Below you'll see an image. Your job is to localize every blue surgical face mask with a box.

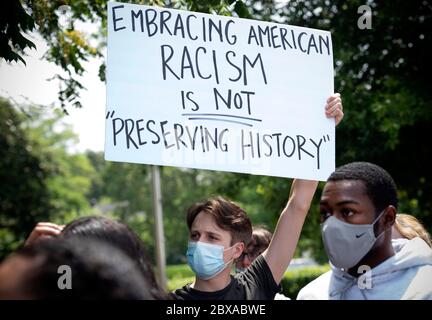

[187,241,236,280]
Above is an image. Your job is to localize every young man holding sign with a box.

[172,93,343,300]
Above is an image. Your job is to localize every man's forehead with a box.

[321,180,368,200]
[191,212,227,235]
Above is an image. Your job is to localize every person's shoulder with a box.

[237,255,270,281]
[296,270,332,300]
[401,264,432,299]
[415,264,432,274]
[235,255,280,299]
[251,254,268,268]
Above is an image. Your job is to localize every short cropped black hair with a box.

[61,216,164,298]
[16,238,164,299]
[328,162,398,213]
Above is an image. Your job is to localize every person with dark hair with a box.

[0,237,164,299]
[172,93,344,300]
[235,226,272,272]
[297,162,432,300]
[235,226,290,300]
[25,216,167,299]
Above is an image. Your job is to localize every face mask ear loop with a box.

[224,242,241,266]
[372,209,387,225]
[372,209,390,239]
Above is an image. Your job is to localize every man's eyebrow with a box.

[336,200,361,206]
[206,231,221,237]
[320,199,361,206]
[190,229,221,237]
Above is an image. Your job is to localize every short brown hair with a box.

[186,196,252,246]
[250,226,272,252]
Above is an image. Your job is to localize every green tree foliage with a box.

[0,98,95,259]
[0,0,36,64]
[0,98,51,258]
[22,108,95,221]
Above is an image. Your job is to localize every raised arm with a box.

[261,179,318,283]
[261,93,343,284]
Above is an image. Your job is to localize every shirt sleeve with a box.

[236,254,281,300]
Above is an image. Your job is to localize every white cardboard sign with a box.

[105,2,335,180]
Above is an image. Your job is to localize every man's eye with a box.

[320,210,330,220]
[341,208,354,217]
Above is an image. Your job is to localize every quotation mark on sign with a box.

[106,110,116,119]
[323,134,330,142]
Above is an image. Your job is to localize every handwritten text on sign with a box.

[105,2,335,180]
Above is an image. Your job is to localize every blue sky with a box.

[0,32,106,153]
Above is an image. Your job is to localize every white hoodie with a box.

[297,237,432,300]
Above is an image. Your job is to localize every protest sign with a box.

[105,2,335,180]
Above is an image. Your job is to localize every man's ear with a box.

[232,242,245,260]
[383,205,397,230]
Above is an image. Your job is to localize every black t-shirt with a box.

[171,255,280,300]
